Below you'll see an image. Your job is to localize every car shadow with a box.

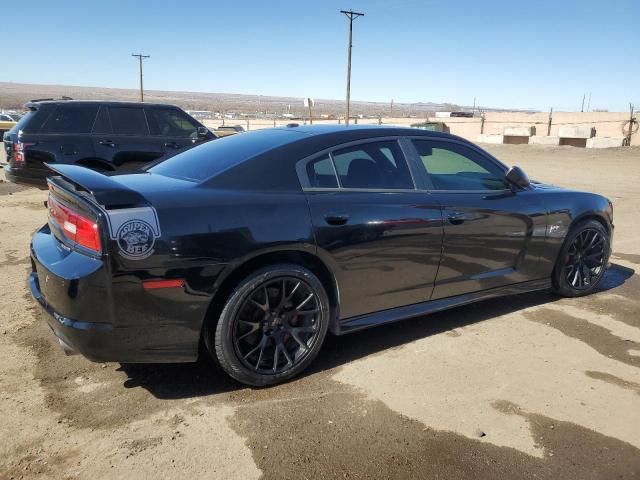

[118,263,634,399]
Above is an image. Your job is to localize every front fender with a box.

[540,190,613,275]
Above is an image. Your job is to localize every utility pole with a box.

[580,92,585,112]
[131,53,150,102]
[341,9,364,126]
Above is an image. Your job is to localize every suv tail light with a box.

[48,193,101,253]
[13,142,34,165]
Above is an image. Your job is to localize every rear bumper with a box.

[29,225,120,361]
[4,164,48,188]
[29,223,203,363]
[29,271,114,360]
[29,258,200,363]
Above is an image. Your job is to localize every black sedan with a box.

[29,125,613,386]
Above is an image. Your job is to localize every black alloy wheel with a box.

[553,220,610,297]
[209,264,330,386]
[233,277,321,374]
[563,228,606,290]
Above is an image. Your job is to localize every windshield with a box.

[148,128,306,182]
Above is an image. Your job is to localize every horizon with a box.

[3,0,639,112]
[0,80,516,112]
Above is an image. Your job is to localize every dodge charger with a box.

[29,125,613,386]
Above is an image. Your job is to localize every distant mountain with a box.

[0,81,512,117]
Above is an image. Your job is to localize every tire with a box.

[206,264,330,387]
[552,219,610,297]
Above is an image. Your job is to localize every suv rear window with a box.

[10,110,36,133]
[149,128,305,182]
[40,104,99,134]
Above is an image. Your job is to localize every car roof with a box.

[148,123,469,190]
[271,123,454,140]
[25,99,179,108]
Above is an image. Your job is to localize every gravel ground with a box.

[1,144,639,479]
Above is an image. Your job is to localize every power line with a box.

[131,53,150,102]
[340,10,364,126]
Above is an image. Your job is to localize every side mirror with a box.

[197,126,209,137]
[505,165,530,189]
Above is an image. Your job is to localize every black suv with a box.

[3,100,216,187]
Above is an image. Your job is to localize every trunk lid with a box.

[46,165,165,261]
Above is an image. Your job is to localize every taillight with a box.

[48,194,101,253]
[14,142,24,164]
[13,142,34,164]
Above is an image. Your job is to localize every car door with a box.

[406,137,548,299]
[300,138,444,320]
[145,106,202,156]
[92,105,164,171]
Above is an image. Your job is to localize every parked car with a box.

[3,100,217,187]
[217,124,245,133]
[2,131,11,157]
[410,121,449,132]
[29,125,613,386]
[214,126,242,138]
[0,112,18,135]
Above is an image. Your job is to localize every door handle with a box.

[99,140,116,147]
[447,212,466,225]
[324,213,349,226]
[164,142,180,149]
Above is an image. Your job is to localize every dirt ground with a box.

[1,144,639,480]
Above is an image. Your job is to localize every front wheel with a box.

[552,220,610,297]
[208,264,330,387]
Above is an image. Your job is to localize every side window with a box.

[40,104,99,134]
[146,108,198,137]
[331,141,413,189]
[92,106,111,134]
[307,154,338,188]
[412,140,508,191]
[109,107,148,135]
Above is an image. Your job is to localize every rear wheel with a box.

[552,220,610,297]
[208,264,330,386]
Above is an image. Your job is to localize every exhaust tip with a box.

[58,338,78,356]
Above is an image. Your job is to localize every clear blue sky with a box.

[5,0,639,111]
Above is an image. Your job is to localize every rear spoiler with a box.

[46,164,148,208]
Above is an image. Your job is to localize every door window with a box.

[40,104,99,134]
[412,140,508,191]
[307,154,339,188]
[146,108,199,137]
[331,141,413,189]
[109,107,148,135]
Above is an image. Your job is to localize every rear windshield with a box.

[148,128,306,182]
[10,110,36,133]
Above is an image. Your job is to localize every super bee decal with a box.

[105,207,161,260]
